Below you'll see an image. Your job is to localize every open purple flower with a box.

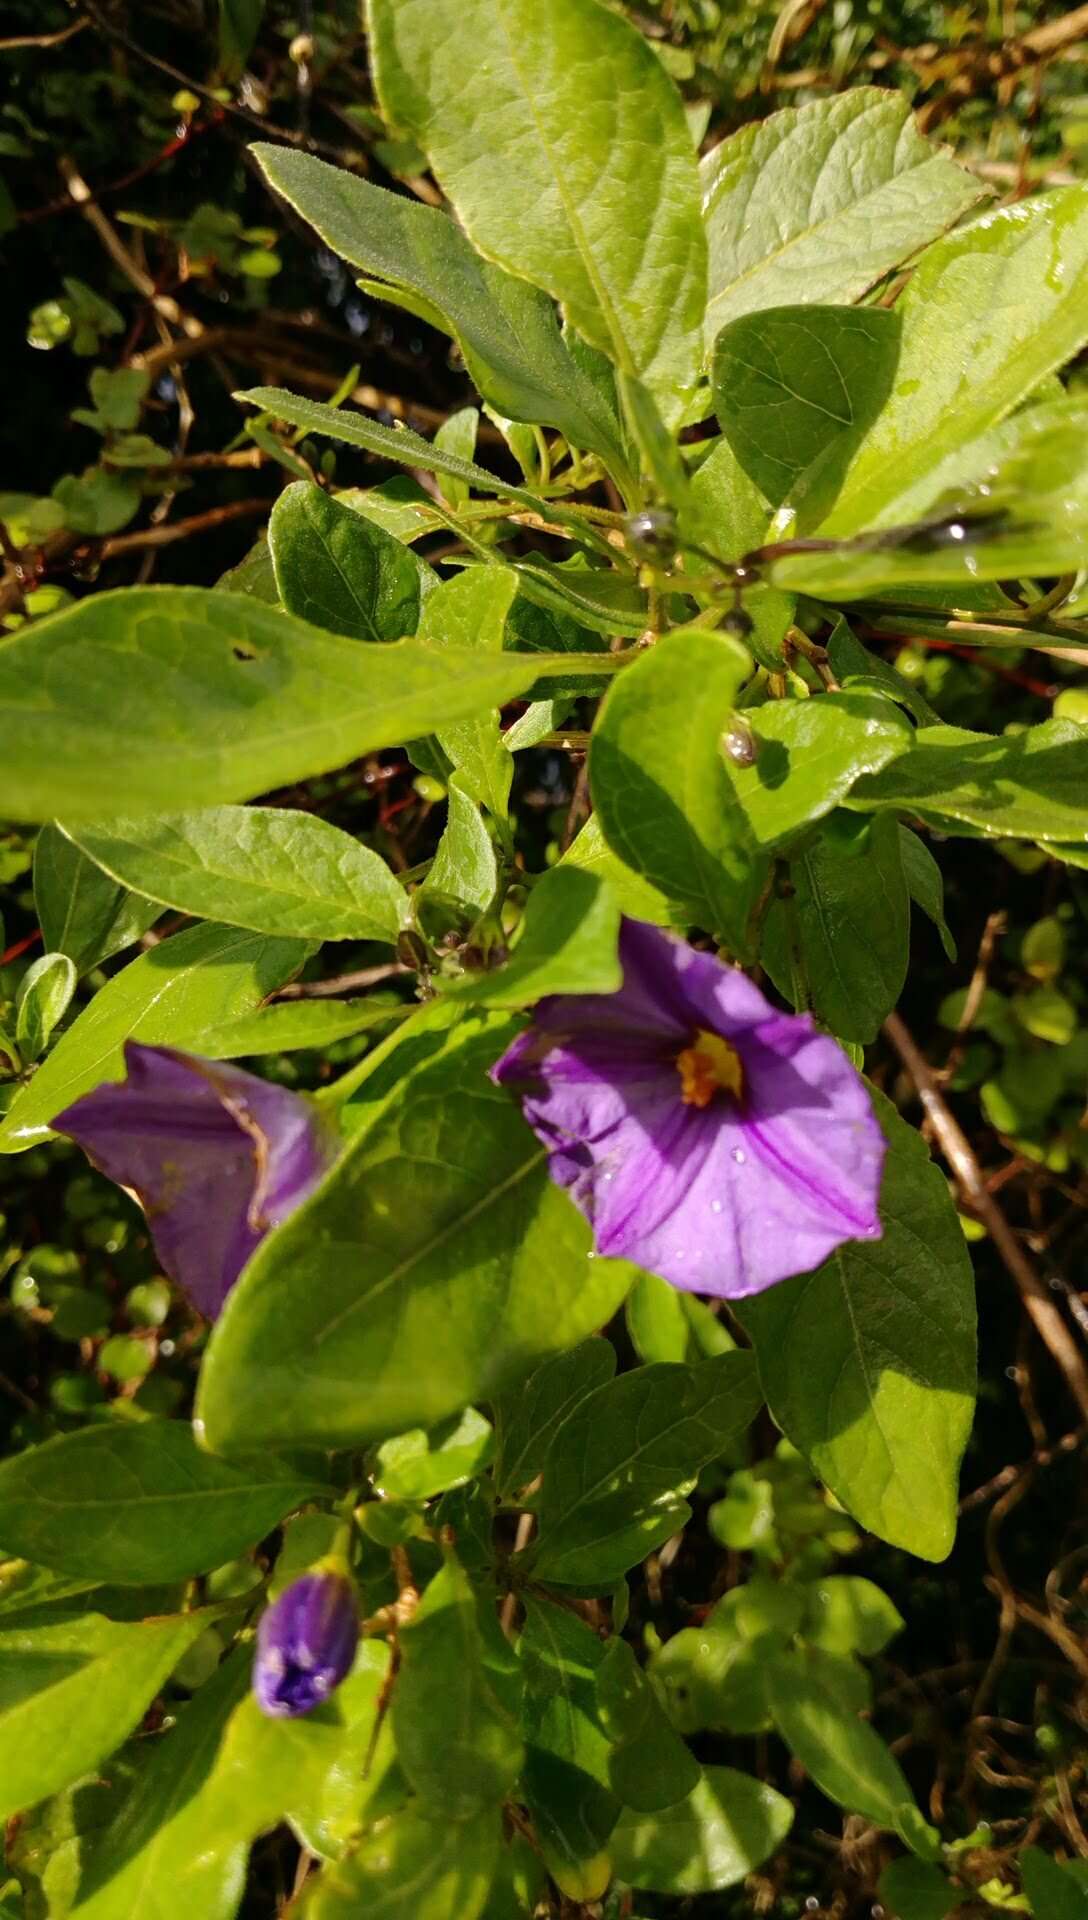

[54,1042,333,1319]
[254,1569,359,1719]
[492,920,885,1298]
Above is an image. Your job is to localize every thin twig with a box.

[0,17,89,50]
[884,1010,1088,1421]
[272,964,409,1001]
[96,499,267,558]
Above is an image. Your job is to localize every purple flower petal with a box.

[54,1043,333,1319]
[492,918,885,1299]
[253,1570,358,1719]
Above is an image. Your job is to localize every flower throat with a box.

[676,1030,745,1109]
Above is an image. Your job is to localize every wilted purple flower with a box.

[54,1042,333,1319]
[254,1569,359,1719]
[492,920,885,1298]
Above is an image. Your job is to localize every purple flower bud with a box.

[253,1570,359,1718]
[54,1042,334,1320]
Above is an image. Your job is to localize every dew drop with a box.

[731,1147,747,1165]
[673,1249,685,1261]
[710,1199,724,1214]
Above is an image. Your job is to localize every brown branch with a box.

[97,499,267,558]
[0,17,89,50]
[959,1426,1086,1513]
[272,963,409,1001]
[58,156,204,342]
[883,1011,1088,1421]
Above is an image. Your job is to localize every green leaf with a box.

[527,1351,761,1585]
[15,953,77,1061]
[512,556,647,640]
[0,586,613,823]
[596,1638,700,1811]
[701,87,986,343]
[739,1090,976,1560]
[493,1338,616,1503]
[0,1421,329,1585]
[1020,1847,1088,1920]
[34,825,160,978]
[375,1408,494,1502]
[393,1554,523,1816]
[218,0,264,77]
[560,815,681,930]
[879,1857,964,1920]
[626,1270,736,1365]
[0,923,310,1152]
[269,482,435,641]
[422,777,499,917]
[417,567,518,821]
[684,437,793,668]
[899,827,956,960]
[610,1765,793,1893]
[848,719,1088,844]
[711,306,900,520]
[760,814,909,1043]
[726,692,912,851]
[196,1012,632,1450]
[817,189,1088,538]
[826,622,941,728]
[63,808,408,945]
[0,1610,208,1821]
[802,1576,904,1656]
[765,1647,926,1845]
[160,997,404,1061]
[252,147,628,475]
[207,1641,400,1861]
[441,868,621,1008]
[517,1597,619,1869]
[69,1649,250,1920]
[590,629,765,955]
[368,0,705,420]
[305,1804,500,1920]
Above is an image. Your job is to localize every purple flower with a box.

[254,1569,359,1719]
[492,920,885,1299]
[54,1042,333,1319]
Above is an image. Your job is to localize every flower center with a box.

[676,1029,745,1109]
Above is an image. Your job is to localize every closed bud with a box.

[253,1568,358,1719]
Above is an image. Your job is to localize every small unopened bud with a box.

[253,1568,358,1719]
[289,32,315,65]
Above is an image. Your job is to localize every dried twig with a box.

[884,1010,1088,1421]
[272,964,409,1001]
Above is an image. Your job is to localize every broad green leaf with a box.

[899,827,956,961]
[393,1555,523,1816]
[513,556,647,640]
[417,567,518,821]
[1020,1847,1088,1920]
[684,437,793,669]
[207,1641,400,1861]
[368,0,706,419]
[561,815,681,930]
[0,1421,329,1585]
[434,407,478,512]
[252,147,629,474]
[802,1577,904,1656]
[34,825,159,977]
[305,1804,500,1920]
[760,814,909,1043]
[879,1857,964,1920]
[739,1091,976,1560]
[596,1638,700,1811]
[188,996,406,1060]
[269,482,435,641]
[375,1408,493,1502]
[218,533,278,602]
[765,1648,925,1844]
[0,1610,207,1821]
[610,1766,793,1893]
[726,692,912,851]
[771,398,1088,597]
[218,0,263,77]
[818,189,1088,536]
[15,953,76,1061]
[441,868,621,1008]
[517,1597,619,1870]
[493,1338,616,1502]
[63,808,408,945]
[626,1270,735,1366]
[590,629,765,956]
[711,306,900,520]
[701,88,985,342]
[69,1649,250,1920]
[422,776,498,917]
[4,1750,140,1920]
[197,1013,632,1450]
[827,622,940,728]
[848,719,1088,844]
[0,922,309,1153]
[527,1351,761,1584]
[0,586,616,822]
